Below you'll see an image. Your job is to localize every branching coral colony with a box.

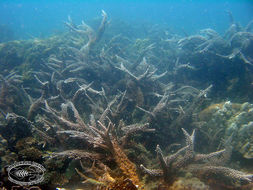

[141,128,253,189]
[0,10,253,190]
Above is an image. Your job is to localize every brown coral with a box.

[111,139,143,189]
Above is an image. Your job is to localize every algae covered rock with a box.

[15,137,43,161]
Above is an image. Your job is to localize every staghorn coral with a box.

[0,72,29,115]
[111,136,142,188]
[115,57,167,83]
[40,94,150,188]
[140,128,253,189]
[63,10,108,74]
[42,91,152,148]
[0,9,253,189]
[62,121,145,189]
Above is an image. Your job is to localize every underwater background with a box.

[1,0,253,40]
[0,0,253,190]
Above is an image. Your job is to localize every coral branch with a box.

[140,128,252,188]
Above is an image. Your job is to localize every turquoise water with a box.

[0,0,253,39]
